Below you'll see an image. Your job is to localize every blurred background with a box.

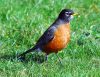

[0,0,100,77]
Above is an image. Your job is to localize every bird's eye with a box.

[65,12,72,15]
[65,12,69,14]
[65,12,70,16]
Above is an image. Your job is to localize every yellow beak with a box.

[72,13,78,16]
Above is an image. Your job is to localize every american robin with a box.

[18,9,77,61]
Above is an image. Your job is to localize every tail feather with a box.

[17,46,37,60]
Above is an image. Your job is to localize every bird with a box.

[18,9,77,61]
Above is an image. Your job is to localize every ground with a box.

[0,0,100,77]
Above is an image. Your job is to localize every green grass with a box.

[0,0,100,77]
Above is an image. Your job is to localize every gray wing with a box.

[35,26,56,47]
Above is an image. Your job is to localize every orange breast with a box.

[43,23,70,54]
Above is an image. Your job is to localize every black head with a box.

[58,9,75,22]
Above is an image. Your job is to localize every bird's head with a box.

[58,9,78,22]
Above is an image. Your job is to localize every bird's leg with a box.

[45,54,48,61]
[36,48,42,52]
[55,54,62,65]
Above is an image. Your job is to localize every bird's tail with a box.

[17,46,37,60]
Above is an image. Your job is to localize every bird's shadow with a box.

[0,54,15,61]
[0,53,46,63]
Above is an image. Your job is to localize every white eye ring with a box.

[65,12,71,15]
[65,12,69,14]
[65,12,69,16]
